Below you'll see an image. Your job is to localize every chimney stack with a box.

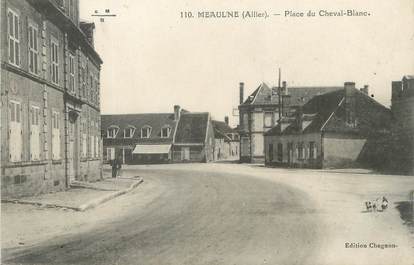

[239,82,244,105]
[344,82,356,124]
[282,81,288,95]
[224,116,229,125]
[360,85,369,95]
[174,105,181,121]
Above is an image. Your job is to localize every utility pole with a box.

[278,68,282,120]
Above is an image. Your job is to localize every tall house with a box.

[391,75,414,174]
[238,82,341,163]
[1,0,103,198]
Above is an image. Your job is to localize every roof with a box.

[240,82,341,107]
[403,75,414,80]
[101,113,177,144]
[174,113,210,144]
[212,121,236,134]
[265,88,391,136]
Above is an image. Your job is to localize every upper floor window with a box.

[28,23,39,74]
[124,126,135,138]
[69,53,75,92]
[141,126,152,138]
[161,126,171,138]
[107,126,118,138]
[8,9,20,66]
[51,38,59,84]
[264,112,273,128]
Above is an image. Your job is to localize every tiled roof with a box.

[240,82,341,107]
[265,88,391,136]
[212,120,237,140]
[174,113,209,144]
[101,113,177,143]
[212,120,236,134]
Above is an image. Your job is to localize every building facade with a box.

[101,106,180,164]
[212,117,239,161]
[389,75,414,174]
[238,81,341,163]
[1,0,103,198]
[264,82,392,169]
[102,106,215,164]
[172,112,215,163]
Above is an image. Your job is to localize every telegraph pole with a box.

[278,68,282,120]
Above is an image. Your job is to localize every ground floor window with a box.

[106,147,115,161]
[268,144,273,161]
[277,143,283,161]
[297,142,304,160]
[309,141,316,159]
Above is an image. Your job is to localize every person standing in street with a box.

[111,158,117,178]
[116,155,123,177]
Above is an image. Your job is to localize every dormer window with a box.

[107,126,119,138]
[141,126,152,138]
[124,126,135,138]
[161,126,171,138]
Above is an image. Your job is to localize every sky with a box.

[80,0,414,127]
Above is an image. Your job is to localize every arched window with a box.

[124,126,135,138]
[161,126,172,138]
[107,126,119,138]
[141,125,152,138]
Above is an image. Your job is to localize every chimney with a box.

[344,82,356,125]
[360,85,369,95]
[224,116,229,125]
[174,105,181,121]
[282,81,288,95]
[239,82,244,105]
[79,22,95,47]
[296,106,304,132]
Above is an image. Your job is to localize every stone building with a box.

[101,106,181,164]
[1,0,103,198]
[171,112,215,163]
[102,106,216,164]
[212,117,239,161]
[389,75,414,174]
[264,82,392,169]
[238,81,341,163]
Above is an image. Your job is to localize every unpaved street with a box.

[2,164,414,265]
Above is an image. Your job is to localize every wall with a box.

[264,133,322,168]
[322,133,366,168]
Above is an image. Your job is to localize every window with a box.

[161,126,171,138]
[141,126,151,138]
[106,147,115,161]
[242,114,248,130]
[81,65,86,98]
[52,111,61,159]
[277,143,283,162]
[309,142,316,159]
[89,74,93,101]
[9,100,22,162]
[82,121,87,157]
[69,53,75,92]
[8,9,20,66]
[51,38,59,84]
[28,24,38,74]
[268,144,273,161]
[297,142,304,160]
[107,127,118,138]
[30,106,41,160]
[90,120,95,157]
[264,112,273,128]
[124,127,135,138]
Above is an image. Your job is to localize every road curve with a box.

[4,167,324,265]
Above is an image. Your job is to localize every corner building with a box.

[1,0,103,198]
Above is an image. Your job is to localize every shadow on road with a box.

[394,201,413,229]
